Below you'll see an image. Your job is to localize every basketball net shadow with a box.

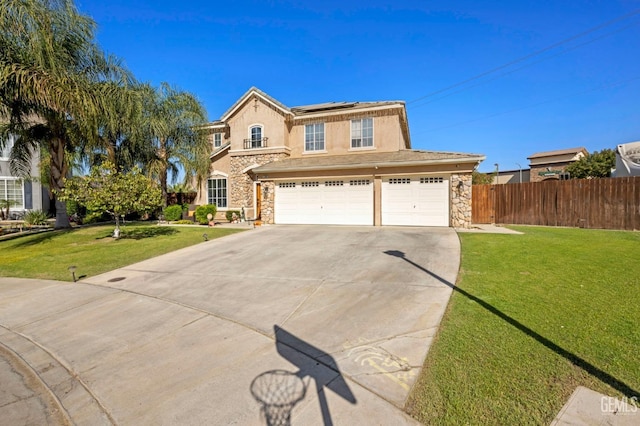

[250,325,356,426]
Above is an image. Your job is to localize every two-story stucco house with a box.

[194,87,485,227]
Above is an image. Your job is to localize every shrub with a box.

[163,205,183,221]
[225,210,241,222]
[83,211,111,224]
[23,210,49,226]
[174,219,195,225]
[195,204,217,225]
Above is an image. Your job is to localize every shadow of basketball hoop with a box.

[250,370,308,426]
[251,325,356,425]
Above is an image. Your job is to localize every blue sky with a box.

[76,0,640,173]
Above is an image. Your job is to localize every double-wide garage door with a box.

[275,179,373,225]
[274,176,449,226]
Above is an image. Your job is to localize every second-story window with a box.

[213,133,222,148]
[1,134,15,160]
[351,117,373,148]
[305,123,324,151]
[250,125,262,148]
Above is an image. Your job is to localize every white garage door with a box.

[382,176,449,226]
[275,179,373,225]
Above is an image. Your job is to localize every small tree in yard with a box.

[472,170,494,185]
[58,162,162,238]
[566,149,616,179]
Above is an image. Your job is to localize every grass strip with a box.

[407,226,640,425]
[0,223,244,282]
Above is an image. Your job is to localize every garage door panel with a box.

[382,176,449,227]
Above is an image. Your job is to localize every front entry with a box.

[255,182,262,220]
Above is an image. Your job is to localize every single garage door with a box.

[382,176,449,226]
[275,179,373,225]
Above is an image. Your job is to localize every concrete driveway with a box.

[0,225,459,425]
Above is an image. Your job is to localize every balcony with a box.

[243,137,268,150]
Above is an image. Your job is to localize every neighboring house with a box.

[492,168,531,184]
[0,134,49,218]
[527,147,588,182]
[194,87,485,227]
[611,141,640,177]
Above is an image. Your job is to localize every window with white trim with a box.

[207,178,227,208]
[213,133,222,148]
[305,123,325,151]
[0,178,24,210]
[351,118,373,148]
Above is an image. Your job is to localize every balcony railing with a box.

[243,137,268,149]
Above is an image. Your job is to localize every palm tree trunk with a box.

[160,167,168,207]
[49,138,71,229]
[159,141,168,207]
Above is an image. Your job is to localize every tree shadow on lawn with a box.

[118,227,178,240]
[383,249,639,399]
[4,228,74,248]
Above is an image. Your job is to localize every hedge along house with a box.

[194,87,485,227]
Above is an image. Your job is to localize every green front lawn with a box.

[407,226,640,425]
[0,223,244,281]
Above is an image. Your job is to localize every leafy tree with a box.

[140,83,209,207]
[0,0,130,228]
[472,170,494,185]
[57,162,162,238]
[566,149,616,179]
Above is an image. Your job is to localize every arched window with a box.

[250,125,263,148]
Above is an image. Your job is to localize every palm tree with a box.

[82,80,148,173]
[0,0,129,228]
[140,83,209,207]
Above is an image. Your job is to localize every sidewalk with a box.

[0,344,69,425]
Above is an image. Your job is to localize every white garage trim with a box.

[275,179,373,225]
[381,176,449,226]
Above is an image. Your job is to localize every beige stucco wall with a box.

[194,152,231,203]
[288,114,405,157]
[226,97,289,151]
[253,161,477,181]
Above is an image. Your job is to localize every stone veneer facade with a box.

[450,173,473,228]
[229,152,288,213]
[528,164,570,183]
[260,181,276,224]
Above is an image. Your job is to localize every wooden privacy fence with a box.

[472,177,640,230]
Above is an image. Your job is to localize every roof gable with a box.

[527,147,588,159]
[220,87,293,121]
